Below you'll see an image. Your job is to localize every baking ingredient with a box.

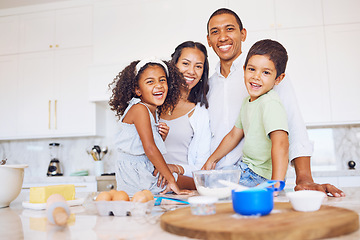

[131,191,147,203]
[112,190,130,201]
[141,190,154,201]
[30,184,75,203]
[109,189,117,198]
[46,194,70,226]
[96,191,112,201]
[197,185,232,199]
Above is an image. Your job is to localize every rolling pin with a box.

[46,194,70,226]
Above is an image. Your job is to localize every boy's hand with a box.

[157,122,169,141]
[201,159,217,170]
[160,181,193,195]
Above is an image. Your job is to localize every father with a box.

[205,8,344,197]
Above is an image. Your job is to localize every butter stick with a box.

[30,184,75,203]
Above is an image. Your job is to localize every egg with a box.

[131,191,148,203]
[112,190,130,201]
[141,190,154,201]
[96,191,112,201]
[109,189,117,199]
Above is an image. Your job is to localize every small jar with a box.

[188,196,217,215]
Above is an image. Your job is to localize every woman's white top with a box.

[161,103,212,177]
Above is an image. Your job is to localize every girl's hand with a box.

[160,181,193,195]
[157,122,169,141]
[201,159,217,170]
[155,164,183,188]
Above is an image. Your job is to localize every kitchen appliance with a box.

[47,143,63,176]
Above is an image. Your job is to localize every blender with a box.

[47,143,63,176]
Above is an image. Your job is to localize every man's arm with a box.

[293,156,345,197]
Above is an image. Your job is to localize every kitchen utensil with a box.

[160,202,359,240]
[193,170,241,199]
[0,164,28,208]
[154,196,189,206]
[219,180,285,192]
[100,146,108,160]
[0,158,7,165]
[47,143,63,176]
[90,149,98,161]
[231,180,285,216]
[286,190,326,212]
[93,145,101,160]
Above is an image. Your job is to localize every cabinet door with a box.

[17,52,54,137]
[323,0,360,25]
[0,16,19,55]
[19,11,55,53]
[275,0,323,28]
[325,24,360,123]
[53,47,96,136]
[93,0,225,65]
[55,6,93,49]
[277,27,331,125]
[0,56,18,138]
[229,0,275,32]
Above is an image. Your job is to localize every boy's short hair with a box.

[207,8,243,34]
[244,39,288,79]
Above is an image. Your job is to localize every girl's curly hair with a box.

[109,60,187,120]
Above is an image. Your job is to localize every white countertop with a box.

[1,188,360,240]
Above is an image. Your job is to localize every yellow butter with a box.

[29,184,75,203]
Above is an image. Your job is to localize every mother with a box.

[154,41,212,189]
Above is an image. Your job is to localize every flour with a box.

[197,186,232,199]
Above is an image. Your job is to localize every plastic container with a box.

[95,200,155,217]
[188,196,217,215]
[231,180,285,216]
[286,190,326,212]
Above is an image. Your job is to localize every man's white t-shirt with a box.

[207,52,313,169]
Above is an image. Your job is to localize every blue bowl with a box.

[232,188,274,216]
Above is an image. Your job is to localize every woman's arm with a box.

[269,130,289,181]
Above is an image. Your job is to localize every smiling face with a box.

[244,55,285,102]
[207,13,247,65]
[175,47,205,90]
[135,65,168,110]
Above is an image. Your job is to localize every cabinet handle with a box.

[49,45,53,48]
[55,44,59,48]
[48,100,51,129]
[54,100,57,129]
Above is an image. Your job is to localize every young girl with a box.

[109,58,191,195]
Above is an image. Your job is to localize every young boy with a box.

[202,39,289,186]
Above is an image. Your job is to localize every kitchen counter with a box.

[1,188,359,240]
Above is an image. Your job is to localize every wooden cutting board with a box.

[160,202,359,240]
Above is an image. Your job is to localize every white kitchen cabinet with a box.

[0,15,19,55]
[322,0,360,25]
[276,27,331,124]
[15,47,99,138]
[325,23,360,123]
[91,0,226,101]
[0,55,18,138]
[19,6,92,53]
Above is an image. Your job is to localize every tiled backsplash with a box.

[1,107,360,178]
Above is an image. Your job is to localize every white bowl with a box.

[286,190,326,212]
[0,164,28,208]
[193,170,241,199]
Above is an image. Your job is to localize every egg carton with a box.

[95,200,155,217]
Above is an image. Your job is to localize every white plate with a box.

[22,198,84,210]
